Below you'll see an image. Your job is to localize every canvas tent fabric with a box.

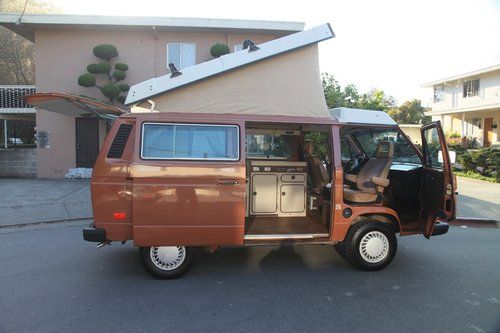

[134,44,329,118]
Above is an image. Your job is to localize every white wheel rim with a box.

[359,231,389,263]
[150,246,186,271]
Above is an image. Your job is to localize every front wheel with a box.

[344,221,397,271]
[139,246,194,279]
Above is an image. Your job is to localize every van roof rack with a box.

[330,107,397,126]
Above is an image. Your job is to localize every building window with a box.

[167,43,196,70]
[234,44,243,52]
[141,123,239,161]
[463,79,479,98]
[433,85,444,103]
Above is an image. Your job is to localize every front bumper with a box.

[83,227,107,242]
[432,221,449,236]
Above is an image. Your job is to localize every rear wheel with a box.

[344,221,397,271]
[139,246,194,279]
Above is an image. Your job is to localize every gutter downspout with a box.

[152,26,159,77]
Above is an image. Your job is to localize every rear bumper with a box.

[83,227,107,242]
[432,221,449,236]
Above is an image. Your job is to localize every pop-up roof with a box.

[127,24,335,118]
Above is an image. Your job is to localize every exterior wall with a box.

[0,148,36,177]
[399,125,421,145]
[428,68,500,147]
[34,29,279,177]
[437,110,500,146]
[431,69,500,112]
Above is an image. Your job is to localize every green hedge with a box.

[457,147,500,182]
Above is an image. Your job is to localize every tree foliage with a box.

[322,73,428,124]
[322,73,395,111]
[77,44,130,104]
[0,0,60,84]
[387,99,431,124]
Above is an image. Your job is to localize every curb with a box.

[449,217,500,228]
[0,217,93,229]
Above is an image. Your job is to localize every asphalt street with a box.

[0,222,499,333]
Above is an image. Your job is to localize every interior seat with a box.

[304,141,329,194]
[343,141,394,203]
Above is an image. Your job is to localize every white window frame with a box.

[463,79,480,98]
[234,44,243,52]
[141,122,240,161]
[166,43,196,70]
[433,85,444,103]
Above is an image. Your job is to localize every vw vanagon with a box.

[25,24,456,279]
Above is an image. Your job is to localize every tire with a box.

[139,246,194,279]
[344,221,397,271]
[333,242,348,261]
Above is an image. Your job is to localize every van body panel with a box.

[91,119,136,241]
[130,117,247,246]
[130,163,246,246]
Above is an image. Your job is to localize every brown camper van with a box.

[80,109,455,278]
[25,24,455,279]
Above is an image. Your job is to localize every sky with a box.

[50,0,500,105]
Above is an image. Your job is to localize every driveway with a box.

[456,177,500,221]
[0,222,499,332]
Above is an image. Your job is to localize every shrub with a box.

[210,43,230,58]
[101,83,121,99]
[96,62,111,74]
[116,95,126,105]
[458,147,500,182]
[447,131,461,139]
[93,44,118,59]
[447,143,467,156]
[77,73,96,87]
[112,70,126,80]
[114,63,128,71]
[118,83,130,92]
[86,63,99,74]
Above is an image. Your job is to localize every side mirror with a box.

[438,150,456,164]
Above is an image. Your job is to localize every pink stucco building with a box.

[0,14,303,177]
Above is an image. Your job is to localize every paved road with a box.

[456,177,500,221]
[0,222,499,333]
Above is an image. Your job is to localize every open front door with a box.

[420,121,456,238]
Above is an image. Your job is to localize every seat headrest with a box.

[375,141,394,158]
[304,140,314,156]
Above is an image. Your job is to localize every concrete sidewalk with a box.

[0,176,498,227]
[456,176,500,221]
[0,178,92,227]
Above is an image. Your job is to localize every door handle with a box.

[218,180,239,185]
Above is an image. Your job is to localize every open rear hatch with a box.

[24,92,127,122]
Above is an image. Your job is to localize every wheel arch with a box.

[350,213,401,233]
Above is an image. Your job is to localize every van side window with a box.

[141,123,239,161]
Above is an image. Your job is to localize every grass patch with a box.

[454,170,499,183]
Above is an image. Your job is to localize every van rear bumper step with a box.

[432,222,449,236]
[83,227,107,242]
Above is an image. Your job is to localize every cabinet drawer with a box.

[281,174,306,183]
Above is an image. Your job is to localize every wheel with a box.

[139,246,194,279]
[344,221,397,271]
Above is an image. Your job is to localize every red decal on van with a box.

[113,212,126,220]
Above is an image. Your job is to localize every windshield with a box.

[245,134,292,159]
[350,128,421,165]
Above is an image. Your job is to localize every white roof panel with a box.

[125,24,334,105]
[330,107,397,126]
